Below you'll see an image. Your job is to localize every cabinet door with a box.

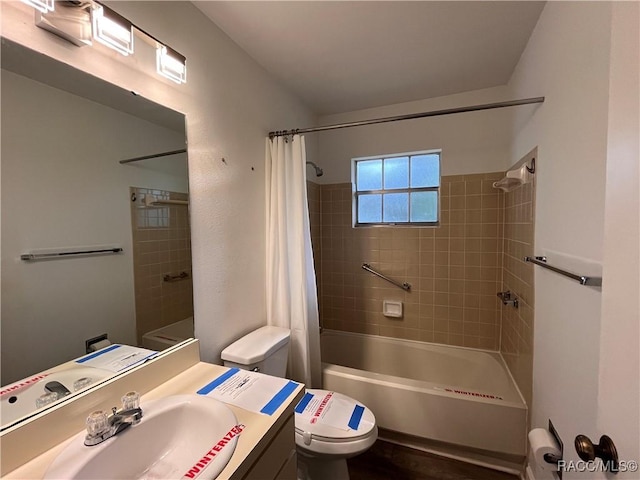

[243,416,296,480]
[274,450,297,480]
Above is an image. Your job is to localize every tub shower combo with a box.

[321,329,527,457]
[288,101,546,465]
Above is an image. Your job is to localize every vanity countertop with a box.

[3,362,304,480]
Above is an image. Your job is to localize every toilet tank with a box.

[221,326,290,377]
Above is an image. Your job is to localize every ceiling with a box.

[194,1,545,116]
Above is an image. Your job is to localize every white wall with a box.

[0,1,316,366]
[316,85,521,184]
[1,69,187,384]
[598,3,640,476]
[506,3,629,478]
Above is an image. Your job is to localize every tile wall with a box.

[313,172,506,350]
[130,187,194,344]
[308,163,536,407]
[307,181,322,303]
[500,166,535,408]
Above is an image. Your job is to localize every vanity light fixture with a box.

[27,0,187,85]
[156,45,187,84]
[35,1,93,47]
[21,0,54,14]
[91,3,134,56]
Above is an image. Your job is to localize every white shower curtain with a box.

[265,134,321,387]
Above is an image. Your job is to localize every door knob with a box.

[574,434,618,471]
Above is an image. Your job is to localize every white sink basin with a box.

[44,395,240,480]
[1,367,112,427]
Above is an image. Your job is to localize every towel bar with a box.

[524,256,602,287]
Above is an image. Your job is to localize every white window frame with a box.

[352,149,441,227]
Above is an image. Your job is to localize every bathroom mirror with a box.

[0,38,194,429]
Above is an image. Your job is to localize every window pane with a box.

[383,193,408,223]
[356,159,382,191]
[410,191,438,222]
[358,194,382,223]
[383,156,409,190]
[410,154,440,188]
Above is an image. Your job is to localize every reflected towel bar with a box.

[119,148,187,164]
[362,263,411,291]
[21,248,123,261]
[144,194,189,207]
[524,256,602,287]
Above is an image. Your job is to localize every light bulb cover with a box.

[21,0,54,14]
[91,4,134,56]
[156,45,187,84]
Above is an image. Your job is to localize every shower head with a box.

[306,161,324,177]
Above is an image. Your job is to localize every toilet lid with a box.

[294,389,376,442]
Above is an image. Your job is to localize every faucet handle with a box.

[73,377,93,391]
[86,410,109,436]
[35,391,59,408]
[121,391,140,410]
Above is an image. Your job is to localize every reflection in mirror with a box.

[0,39,194,429]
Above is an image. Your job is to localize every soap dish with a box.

[383,300,403,318]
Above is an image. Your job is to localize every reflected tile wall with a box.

[315,173,505,350]
[130,187,193,344]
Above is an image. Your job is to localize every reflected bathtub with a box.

[321,329,527,456]
[141,317,194,351]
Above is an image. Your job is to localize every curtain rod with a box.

[268,96,545,138]
[119,149,187,164]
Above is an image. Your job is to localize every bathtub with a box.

[321,330,527,456]
[141,317,194,351]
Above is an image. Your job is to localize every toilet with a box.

[221,326,378,480]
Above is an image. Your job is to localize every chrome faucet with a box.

[44,381,72,398]
[497,290,519,308]
[84,392,143,446]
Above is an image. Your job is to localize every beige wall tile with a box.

[465,180,482,195]
[466,209,483,224]
[450,196,466,210]
[450,210,466,224]
[130,187,194,344]
[450,181,465,196]
[498,153,535,409]
[315,171,511,355]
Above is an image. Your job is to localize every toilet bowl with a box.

[294,389,377,479]
[221,326,378,480]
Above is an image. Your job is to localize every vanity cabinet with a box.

[1,341,304,480]
[241,416,297,480]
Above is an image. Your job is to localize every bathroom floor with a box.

[347,440,520,480]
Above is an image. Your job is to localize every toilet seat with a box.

[294,389,377,458]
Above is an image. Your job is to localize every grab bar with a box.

[524,256,602,287]
[163,271,190,283]
[21,247,123,261]
[361,263,411,291]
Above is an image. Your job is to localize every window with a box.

[353,151,440,226]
